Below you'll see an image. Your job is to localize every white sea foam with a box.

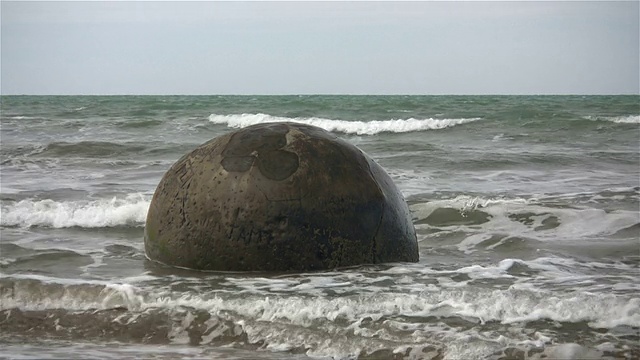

[0,193,149,228]
[208,113,481,135]
[604,115,640,124]
[411,195,639,247]
[3,273,637,360]
[585,114,640,124]
[410,195,535,222]
[4,275,638,329]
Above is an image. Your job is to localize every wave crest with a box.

[208,113,481,135]
[3,276,638,329]
[607,115,640,124]
[585,115,640,124]
[0,194,149,228]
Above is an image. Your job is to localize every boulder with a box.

[144,122,418,271]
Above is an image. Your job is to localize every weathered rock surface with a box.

[144,122,418,271]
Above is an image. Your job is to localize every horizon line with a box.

[2,93,639,96]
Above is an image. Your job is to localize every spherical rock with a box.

[144,122,418,271]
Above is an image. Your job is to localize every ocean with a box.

[0,95,638,359]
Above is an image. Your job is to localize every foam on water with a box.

[208,113,482,135]
[3,272,638,329]
[411,195,639,246]
[0,193,149,228]
[585,114,640,124]
[603,115,640,124]
[2,260,638,359]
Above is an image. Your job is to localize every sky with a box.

[1,1,638,95]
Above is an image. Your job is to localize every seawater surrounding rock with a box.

[144,122,418,271]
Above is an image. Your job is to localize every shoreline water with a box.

[1,95,639,359]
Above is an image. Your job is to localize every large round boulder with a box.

[144,122,418,271]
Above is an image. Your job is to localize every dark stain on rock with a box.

[258,149,299,180]
[221,123,299,180]
[220,155,254,172]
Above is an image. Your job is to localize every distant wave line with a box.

[208,113,482,135]
[585,114,640,124]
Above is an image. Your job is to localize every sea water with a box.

[1,95,639,359]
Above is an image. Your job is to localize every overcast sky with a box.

[1,1,638,95]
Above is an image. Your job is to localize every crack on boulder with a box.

[220,124,298,180]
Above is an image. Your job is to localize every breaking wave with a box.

[1,273,638,359]
[208,113,481,135]
[585,114,640,124]
[2,261,638,326]
[0,194,149,228]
